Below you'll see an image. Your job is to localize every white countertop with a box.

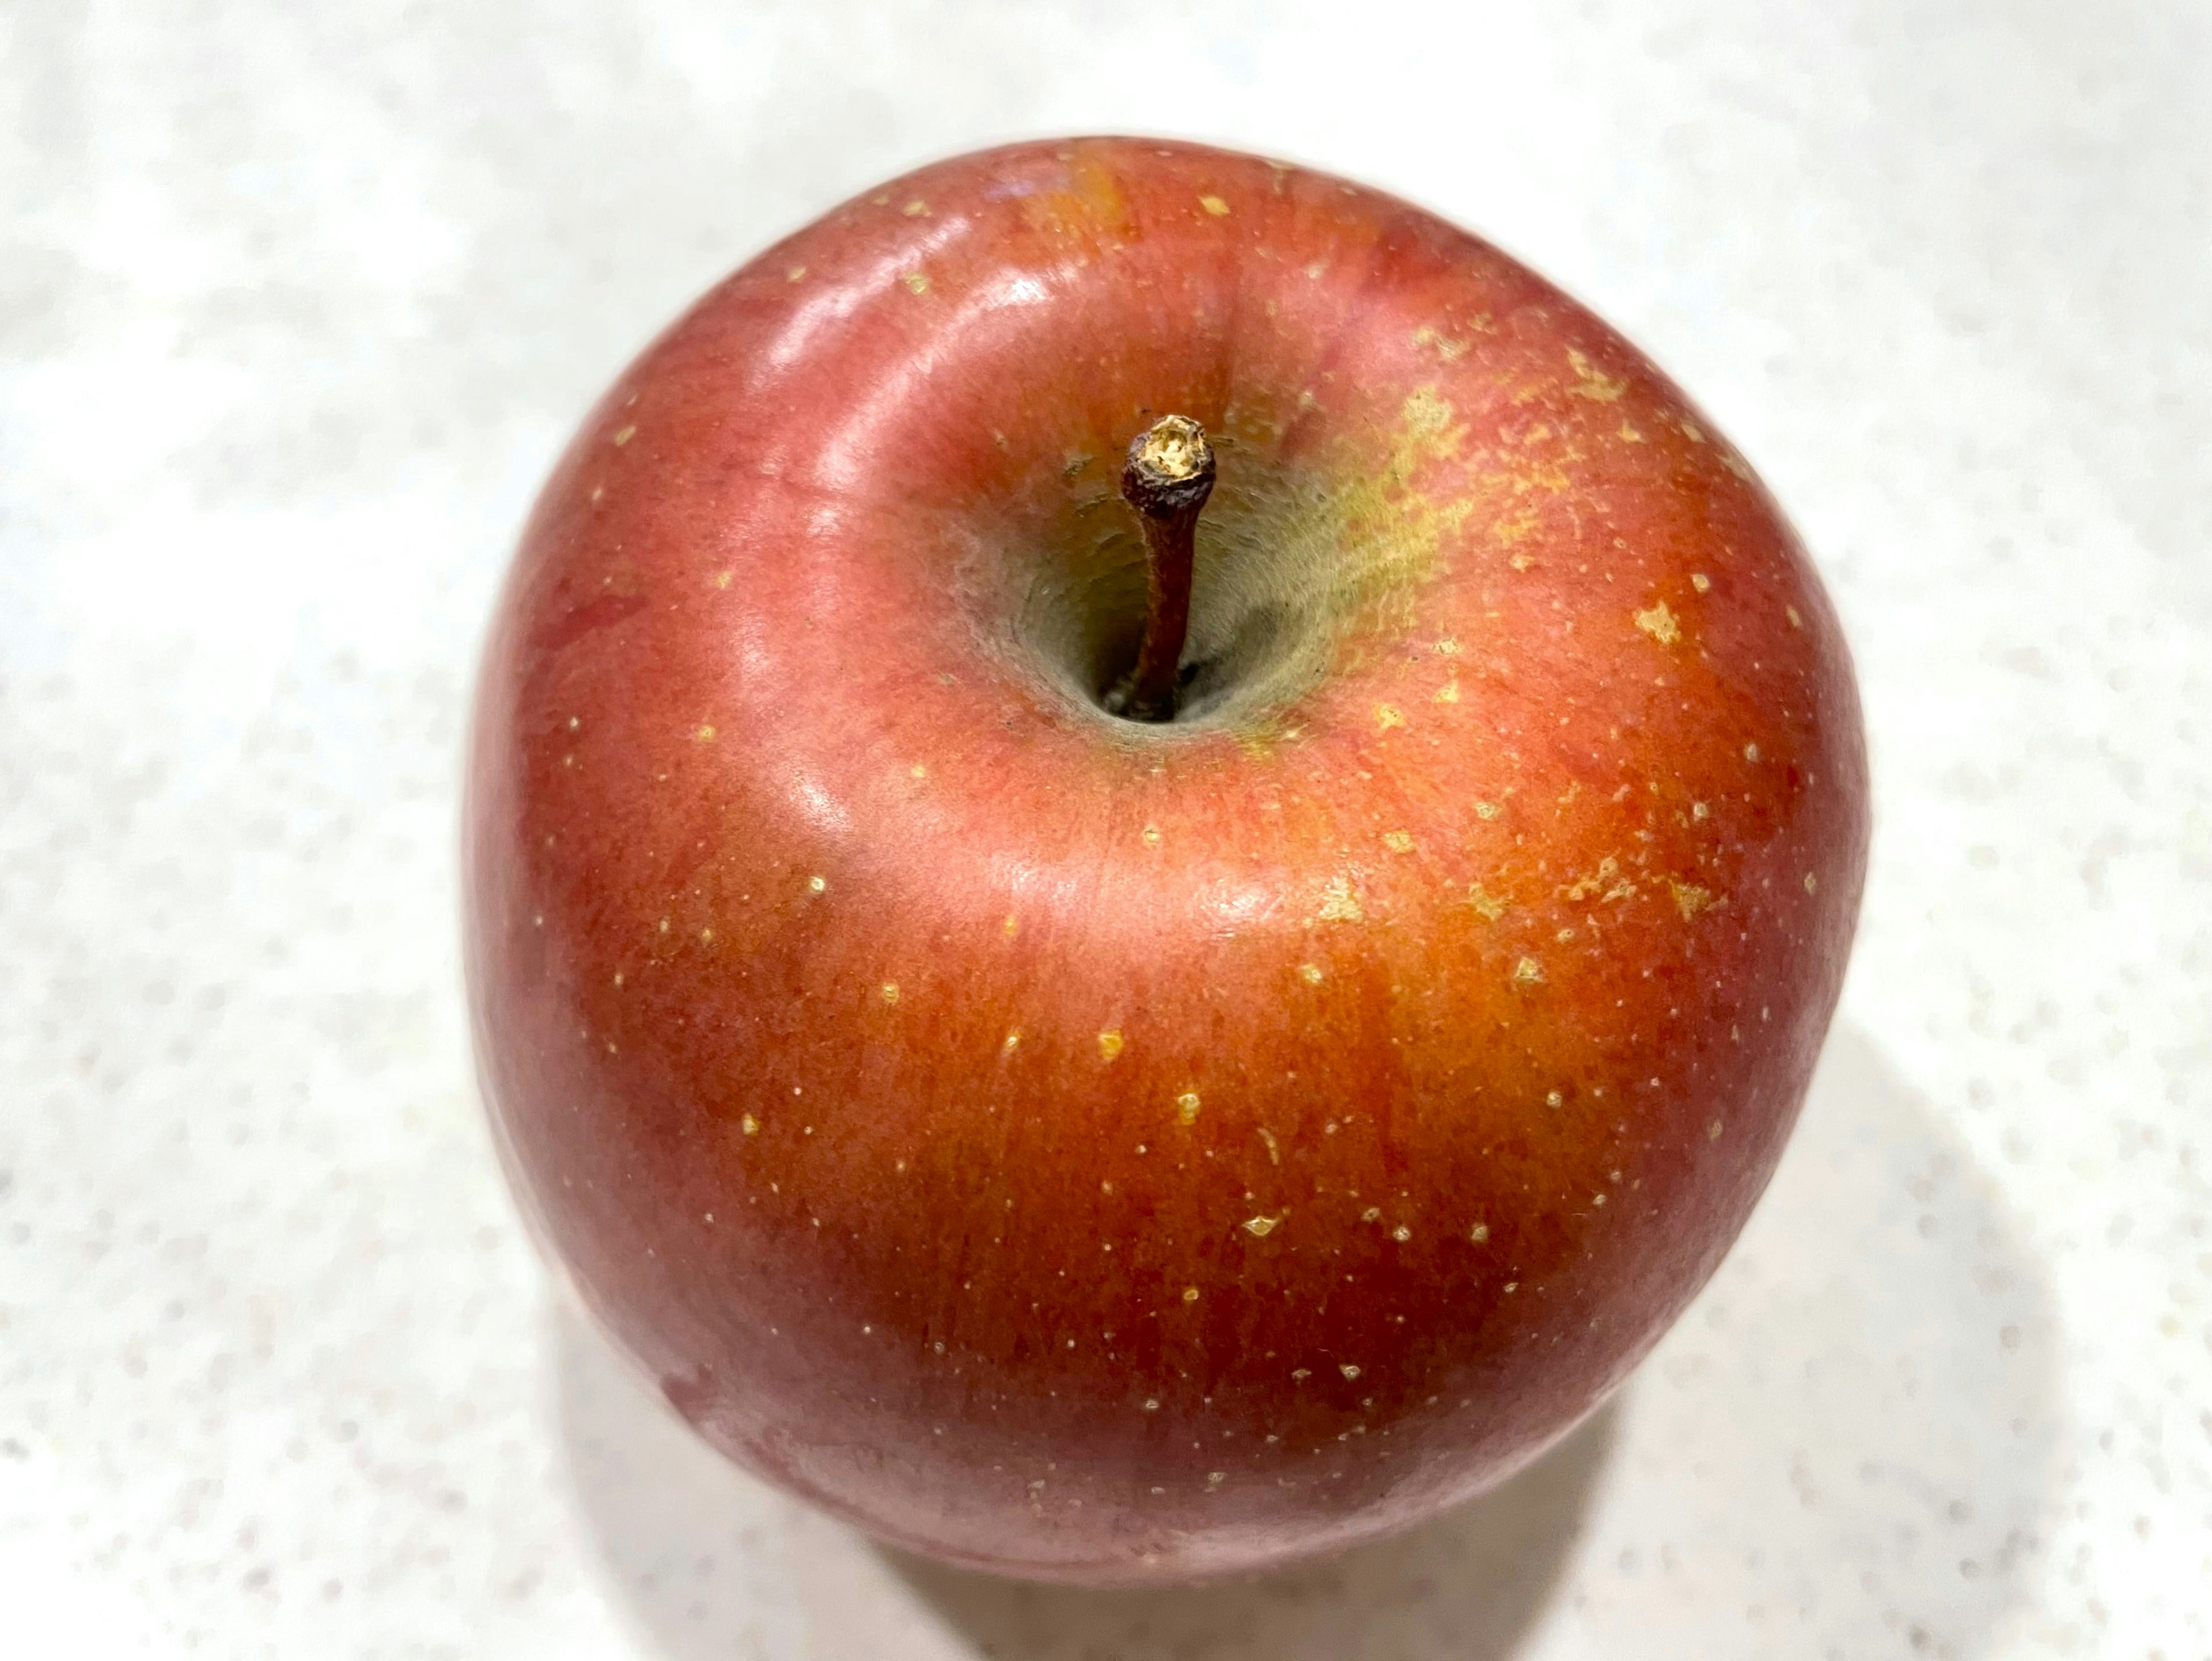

[4,2,2207,1655]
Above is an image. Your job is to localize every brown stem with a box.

[1112,414,1215,722]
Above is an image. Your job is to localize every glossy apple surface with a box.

[464,136,1868,1583]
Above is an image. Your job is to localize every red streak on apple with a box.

[465,138,1868,1583]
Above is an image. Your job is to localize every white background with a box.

[3,2,2208,1656]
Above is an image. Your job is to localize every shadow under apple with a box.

[1532,1024,2066,1659]
[876,1407,1613,1661]
[551,1022,2061,1660]
[554,1297,1609,1661]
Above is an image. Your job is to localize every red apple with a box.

[465,136,1868,1583]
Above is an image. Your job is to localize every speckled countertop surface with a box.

[3,3,2208,1656]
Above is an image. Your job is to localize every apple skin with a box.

[464,136,1868,1583]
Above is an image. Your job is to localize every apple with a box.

[464,136,1868,1583]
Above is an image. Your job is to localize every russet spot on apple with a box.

[464,136,1868,1583]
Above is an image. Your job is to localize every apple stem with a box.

[1111,414,1215,722]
